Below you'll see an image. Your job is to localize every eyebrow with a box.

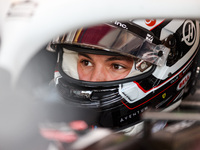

[79,53,92,60]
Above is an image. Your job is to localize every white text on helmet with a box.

[114,21,128,29]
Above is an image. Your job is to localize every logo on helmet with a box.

[181,20,196,46]
[177,72,191,91]
[145,19,156,27]
[114,21,128,29]
[146,33,154,42]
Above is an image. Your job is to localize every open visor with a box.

[49,23,170,66]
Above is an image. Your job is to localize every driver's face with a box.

[77,53,134,82]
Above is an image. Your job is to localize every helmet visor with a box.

[49,24,170,66]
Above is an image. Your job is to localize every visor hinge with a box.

[135,59,152,72]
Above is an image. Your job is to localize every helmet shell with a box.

[49,19,200,131]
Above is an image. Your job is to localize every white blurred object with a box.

[0,0,200,85]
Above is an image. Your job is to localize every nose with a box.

[90,66,110,82]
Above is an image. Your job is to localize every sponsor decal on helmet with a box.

[146,33,154,42]
[133,19,165,31]
[181,20,196,46]
[114,21,128,29]
[120,107,148,123]
[145,19,156,27]
[162,93,167,99]
[177,72,191,91]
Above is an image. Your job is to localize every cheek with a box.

[108,65,133,79]
[111,71,130,80]
[121,71,131,78]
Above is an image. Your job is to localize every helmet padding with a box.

[62,48,79,79]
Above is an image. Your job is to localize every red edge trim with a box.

[166,92,180,106]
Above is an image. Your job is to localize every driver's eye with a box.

[81,60,92,66]
[112,64,124,70]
